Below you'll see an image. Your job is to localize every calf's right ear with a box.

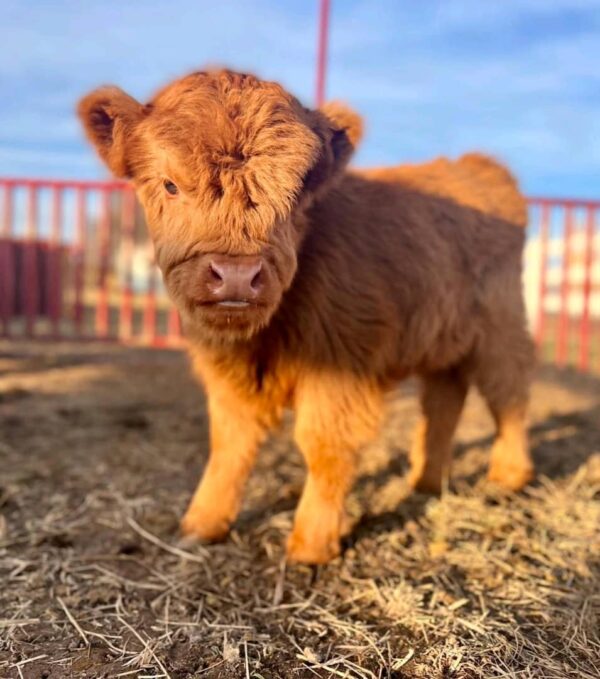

[77,86,145,178]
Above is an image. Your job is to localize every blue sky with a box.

[2,0,599,198]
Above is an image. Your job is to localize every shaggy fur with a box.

[78,69,535,564]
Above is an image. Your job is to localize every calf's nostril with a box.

[209,262,224,283]
[250,265,263,291]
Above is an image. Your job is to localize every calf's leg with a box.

[474,326,535,490]
[486,400,532,490]
[408,369,469,494]
[181,391,266,542]
[287,374,382,564]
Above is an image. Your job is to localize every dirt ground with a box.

[0,341,598,679]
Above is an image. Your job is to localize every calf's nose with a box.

[207,256,264,303]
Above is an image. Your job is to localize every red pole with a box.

[578,207,596,372]
[1,183,14,336]
[535,204,550,353]
[143,246,157,343]
[167,306,181,343]
[24,185,39,336]
[557,206,574,366]
[74,188,86,337]
[50,186,63,337]
[95,188,111,337]
[119,187,135,342]
[315,0,330,106]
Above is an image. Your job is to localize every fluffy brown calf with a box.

[78,69,534,564]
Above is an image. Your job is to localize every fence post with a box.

[119,187,136,342]
[1,183,14,336]
[557,206,574,366]
[315,0,330,106]
[143,247,157,344]
[50,185,63,337]
[535,203,550,355]
[578,207,596,371]
[74,188,86,337]
[24,184,39,337]
[95,188,111,338]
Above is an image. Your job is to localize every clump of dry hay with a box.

[0,343,599,678]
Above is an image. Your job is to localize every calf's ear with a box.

[77,86,145,178]
[305,101,364,194]
[319,100,364,163]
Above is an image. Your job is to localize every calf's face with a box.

[78,70,361,342]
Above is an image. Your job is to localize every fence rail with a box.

[1,178,599,371]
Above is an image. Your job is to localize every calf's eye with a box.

[163,180,179,196]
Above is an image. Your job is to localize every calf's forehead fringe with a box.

[135,70,324,234]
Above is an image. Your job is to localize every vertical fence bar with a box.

[167,307,181,343]
[1,183,14,336]
[74,188,86,337]
[578,207,596,371]
[24,184,39,336]
[119,187,135,342]
[95,188,111,337]
[49,186,63,337]
[535,203,550,352]
[556,206,573,366]
[143,247,157,344]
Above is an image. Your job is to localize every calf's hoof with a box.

[408,468,443,495]
[487,463,534,492]
[286,529,341,565]
[180,508,230,543]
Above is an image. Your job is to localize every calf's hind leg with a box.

[486,400,532,490]
[474,330,535,490]
[408,369,469,494]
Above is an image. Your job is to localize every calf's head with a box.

[78,70,362,342]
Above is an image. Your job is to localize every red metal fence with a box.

[526,198,599,372]
[0,178,182,348]
[0,179,599,371]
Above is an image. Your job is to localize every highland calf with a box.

[78,69,534,564]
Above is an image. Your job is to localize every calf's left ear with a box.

[77,86,146,178]
[320,100,364,155]
[305,101,364,193]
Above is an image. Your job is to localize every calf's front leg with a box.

[181,391,266,542]
[287,374,382,564]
